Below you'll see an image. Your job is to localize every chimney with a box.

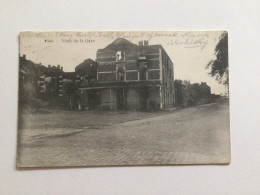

[48,65,51,69]
[144,40,149,46]
[22,54,26,59]
[138,40,143,46]
[61,66,63,71]
[57,64,60,69]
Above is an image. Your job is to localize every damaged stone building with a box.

[22,38,175,111]
[78,38,175,111]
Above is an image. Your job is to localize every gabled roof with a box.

[98,38,138,52]
[75,58,97,69]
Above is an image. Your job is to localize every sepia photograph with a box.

[17,31,230,167]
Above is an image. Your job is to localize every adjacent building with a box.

[19,55,62,99]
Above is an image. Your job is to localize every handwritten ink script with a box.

[165,32,209,50]
[21,31,209,50]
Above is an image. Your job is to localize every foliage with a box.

[207,32,229,85]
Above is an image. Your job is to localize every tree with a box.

[206,32,229,85]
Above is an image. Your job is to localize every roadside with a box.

[18,101,227,130]
[18,108,173,130]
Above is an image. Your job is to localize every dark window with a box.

[126,72,138,81]
[148,70,160,80]
[139,69,147,80]
[117,67,125,81]
[98,73,116,82]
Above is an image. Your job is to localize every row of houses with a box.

[19,38,212,111]
[19,54,62,99]
[174,80,211,106]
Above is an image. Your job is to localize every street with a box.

[17,102,230,167]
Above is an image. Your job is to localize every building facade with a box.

[41,58,98,110]
[79,38,175,111]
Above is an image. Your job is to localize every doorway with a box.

[116,88,126,110]
[139,87,149,111]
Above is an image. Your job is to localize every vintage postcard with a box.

[17,31,230,167]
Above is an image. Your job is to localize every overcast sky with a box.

[20,31,227,95]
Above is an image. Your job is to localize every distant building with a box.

[19,55,57,99]
[75,58,98,86]
[78,38,175,111]
[211,94,222,103]
[75,59,97,77]
[174,80,211,106]
[197,82,211,104]
[74,58,98,109]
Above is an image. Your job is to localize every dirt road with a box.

[17,103,230,167]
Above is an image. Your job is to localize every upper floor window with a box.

[138,62,147,81]
[116,51,124,61]
[139,67,147,81]
[117,66,125,81]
